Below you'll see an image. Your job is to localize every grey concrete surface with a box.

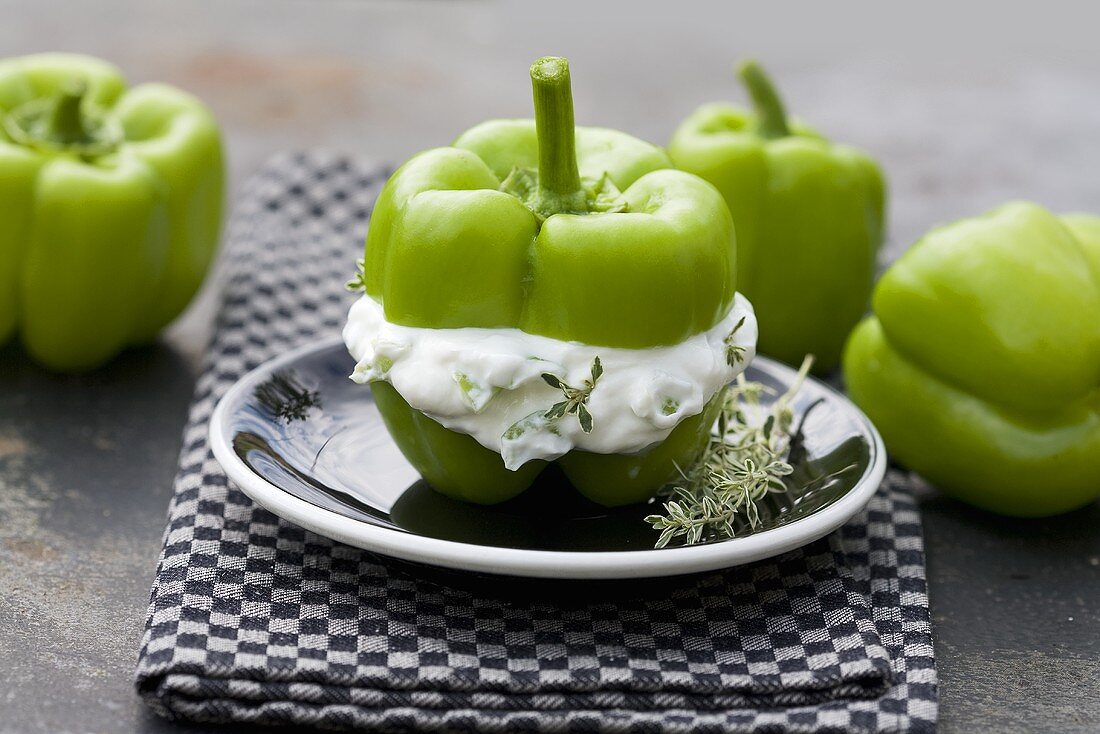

[0,1,1098,732]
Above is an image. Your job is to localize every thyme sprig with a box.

[254,371,321,423]
[540,356,603,433]
[645,355,814,548]
[723,316,748,367]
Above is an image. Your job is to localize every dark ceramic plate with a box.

[210,337,885,579]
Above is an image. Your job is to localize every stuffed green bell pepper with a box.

[344,57,757,506]
[668,60,885,373]
[0,53,224,371]
[844,202,1100,517]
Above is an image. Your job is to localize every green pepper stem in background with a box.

[3,76,120,157]
[530,56,587,217]
[737,59,790,139]
[44,80,91,147]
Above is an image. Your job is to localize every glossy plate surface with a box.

[209,337,886,579]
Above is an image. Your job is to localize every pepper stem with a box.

[531,56,587,217]
[44,80,92,146]
[737,60,790,139]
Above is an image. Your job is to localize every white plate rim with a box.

[209,336,887,580]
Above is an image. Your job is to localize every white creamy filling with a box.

[343,294,757,470]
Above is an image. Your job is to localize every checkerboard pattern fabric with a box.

[136,152,938,732]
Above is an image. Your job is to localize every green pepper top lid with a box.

[3,77,121,157]
[530,56,588,218]
[737,59,790,139]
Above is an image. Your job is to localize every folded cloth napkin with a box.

[136,152,938,733]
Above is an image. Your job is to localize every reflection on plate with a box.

[210,337,885,579]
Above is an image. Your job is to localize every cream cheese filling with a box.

[343,294,757,470]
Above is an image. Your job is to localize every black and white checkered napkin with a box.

[136,152,937,732]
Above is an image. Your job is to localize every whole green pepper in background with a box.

[0,53,224,372]
[361,57,737,506]
[668,60,885,373]
[844,202,1100,517]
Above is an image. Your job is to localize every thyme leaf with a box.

[346,258,367,292]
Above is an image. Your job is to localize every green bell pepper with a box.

[844,202,1100,517]
[360,57,737,506]
[0,53,224,371]
[668,60,885,373]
